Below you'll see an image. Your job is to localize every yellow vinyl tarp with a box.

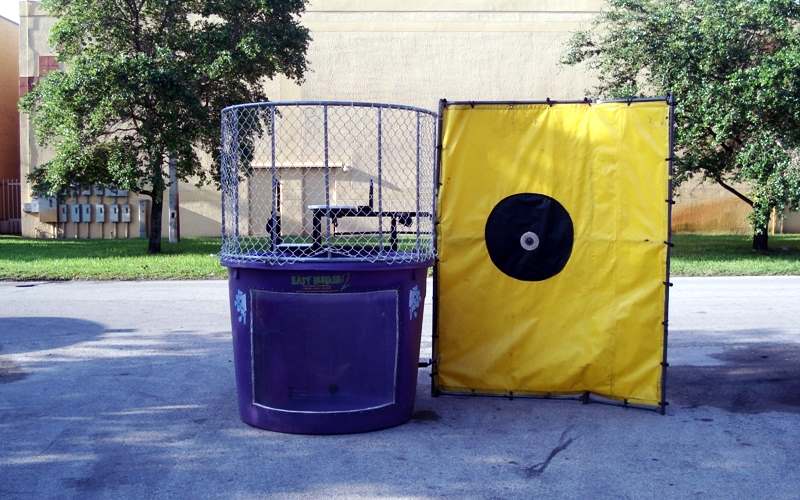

[435,101,670,406]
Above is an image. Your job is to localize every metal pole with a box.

[231,109,240,238]
[138,198,148,239]
[168,153,179,243]
[660,93,676,415]
[220,114,227,246]
[415,111,421,257]
[323,105,331,255]
[431,98,446,398]
[270,105,278,250]
[377,107,383,251]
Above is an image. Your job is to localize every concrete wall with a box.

[16,0,798,238]
[0,15,19,180]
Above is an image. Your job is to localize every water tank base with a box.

[225,262,430,434]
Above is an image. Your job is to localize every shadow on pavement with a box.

[670,338,800,414]
[0,317,109,355]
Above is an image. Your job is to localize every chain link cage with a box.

[220,102,438,265]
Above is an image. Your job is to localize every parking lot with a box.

[2,277,800,498]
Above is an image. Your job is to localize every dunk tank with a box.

[219,102,437,434]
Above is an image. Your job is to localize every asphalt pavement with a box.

[1,277,800,498]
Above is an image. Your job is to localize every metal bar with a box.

[269,106,278,250]
[222,254,437,266]
[331,230,430,236]
[231,109,240,238]
[444,96,670,107]
[377,107,383,252]
[440,389,663,413]
[168,154,179,243]
[223,100,438,118]
[323,104,331,257]
[660,93,676,415]
[431,98,447,397]
[219,116,227,244]
[415,111,421,257]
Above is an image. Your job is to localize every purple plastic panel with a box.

[226,263,429,434]
[251,289,399,413]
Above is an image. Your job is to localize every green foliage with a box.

[563,0,800,245]
[19,0,310,250]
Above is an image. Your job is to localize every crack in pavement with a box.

[523,427,576,478]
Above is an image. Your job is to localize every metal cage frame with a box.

[220,101,438,266]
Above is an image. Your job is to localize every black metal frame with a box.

[431,96,675,413]
[431,98,446,397]
[660,94,676,415]
[444,97,669,106]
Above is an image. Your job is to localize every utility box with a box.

[58,204,68,223]
[80,204,92,223]
[41,197,58,222]
[121,204,132,223]
[69,204,81,223]
[109,204,120,222]
[94,204,106,223]
[25,196,58,222]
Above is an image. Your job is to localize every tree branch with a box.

[714,175,754,207]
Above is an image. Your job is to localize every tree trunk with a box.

[148,161,166,254]
[148,193,163,254]
[752,225,769,252]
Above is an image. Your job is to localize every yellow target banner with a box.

[434,99,672,409]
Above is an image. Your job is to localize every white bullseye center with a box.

[520,231,540,251]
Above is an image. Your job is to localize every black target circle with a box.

[484,193,574,281]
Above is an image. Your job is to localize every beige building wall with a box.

[673,178,752,234]
[18,0,605,239]
[19,1,144,239]
[0,15,19,180]
[17,0,797,238]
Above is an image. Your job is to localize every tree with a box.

[563,0,800,251]
[20,0,310,253]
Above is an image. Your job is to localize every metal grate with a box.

[220,102,437,265]
[0,179,21,235]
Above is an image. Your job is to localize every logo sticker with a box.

[290,274,351,292]
[234,289,247,325]
[409,285,421,320]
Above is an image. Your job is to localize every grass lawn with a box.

[0,233,799,280]
[670,233,800,277]
[0,236,225,280]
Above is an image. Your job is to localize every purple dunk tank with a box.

[220,101,437,433]
[224,261,429,434]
